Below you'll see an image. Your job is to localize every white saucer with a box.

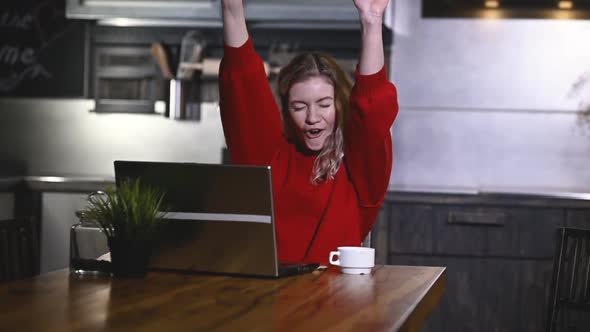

[341,267,373,275]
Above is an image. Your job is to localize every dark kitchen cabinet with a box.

[565,209,590,228]
[66,0,361,29]
[244,0,358,28]
[372,192,590,332]
[66,0,221,21]
[389,255,544,332]
[389,204,561,259]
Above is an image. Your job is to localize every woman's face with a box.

[288,76,336,152]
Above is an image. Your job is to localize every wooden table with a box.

[0,265,445,332]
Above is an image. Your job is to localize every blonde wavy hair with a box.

[277,53,352,184]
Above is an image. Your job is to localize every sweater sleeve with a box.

[345,65,399,208]
[218,38,283,166]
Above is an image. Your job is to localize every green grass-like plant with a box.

[82,179,166,243]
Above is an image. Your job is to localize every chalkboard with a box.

[0,0,86,98]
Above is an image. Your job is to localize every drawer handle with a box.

[447,211,506,226]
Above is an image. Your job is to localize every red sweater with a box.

[219,38,398,264]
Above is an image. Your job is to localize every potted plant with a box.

[81,179,166,278]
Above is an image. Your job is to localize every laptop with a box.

[114,160,319,278]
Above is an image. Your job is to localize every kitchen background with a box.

[2,0,590,331]
[1,0,590,190]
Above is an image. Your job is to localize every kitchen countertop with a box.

[0,175,114,193]
[3,175,590,207]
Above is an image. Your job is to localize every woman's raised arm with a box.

[221,0,248,47]
[345,0,398,216]
[353,0,389,75]
[218,0,283,166]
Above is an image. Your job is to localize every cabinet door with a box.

[565,209,590,229]
[371,204,391,265]
[517,260,554,332]
[390,255,553,332]
[66,0,221,20]
[244,0,357,25]
[0,193,14,220]
[389,204,563,259]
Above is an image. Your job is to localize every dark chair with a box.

[0,217,40,282]
[546,227,590,332]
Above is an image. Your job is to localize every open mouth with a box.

[306,129,324,139]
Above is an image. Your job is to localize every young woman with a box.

[219,0,398,264]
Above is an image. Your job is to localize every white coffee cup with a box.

[328,246,375,275]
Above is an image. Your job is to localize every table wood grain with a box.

[0,265,445,332]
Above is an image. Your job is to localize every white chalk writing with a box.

[0,64,51,92]
[0,45,36,66]
[0,11,32,29]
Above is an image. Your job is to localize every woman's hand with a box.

[221,0,243,13]
[353,0,389,23]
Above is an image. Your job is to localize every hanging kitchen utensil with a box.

[150,41,174,80]
[177,31,205,81]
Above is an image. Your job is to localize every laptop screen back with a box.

[114,160,279,277]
